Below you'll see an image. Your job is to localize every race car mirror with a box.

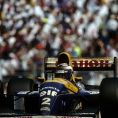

[44,57,118,80]
[74,76,83,82]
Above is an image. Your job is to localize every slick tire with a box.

[24,92,40,114]
[7,75,35,110]
[100,77,118,118]
[0,80,5,111]
[0,80,3,95]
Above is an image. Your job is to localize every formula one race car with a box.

[0,56,117,118]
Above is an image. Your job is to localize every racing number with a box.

[41,97,50,105]
[40,90,57,106]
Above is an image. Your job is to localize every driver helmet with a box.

[57,52,72,66]
[55,52,73,81]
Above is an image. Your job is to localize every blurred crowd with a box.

[0,0,118,84]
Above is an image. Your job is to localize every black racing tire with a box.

[24,92,40,114]
[0,80,3,95]
[100,77,118,118]
[0,80,5,110]
[7,75,35,110]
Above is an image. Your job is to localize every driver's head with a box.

[55,52,73,81]
[55,63,73,81]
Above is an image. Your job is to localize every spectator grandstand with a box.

[0,0,118,85]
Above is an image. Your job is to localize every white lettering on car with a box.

[40,90,58,106]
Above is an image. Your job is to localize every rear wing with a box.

[44,57,118,79]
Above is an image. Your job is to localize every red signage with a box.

[72,59,112,68]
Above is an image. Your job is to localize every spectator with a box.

[0,0,117,85]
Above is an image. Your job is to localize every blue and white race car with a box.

[0,55,117,118]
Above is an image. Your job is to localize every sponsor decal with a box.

[40,106,50,111]
[72,58,112,68]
